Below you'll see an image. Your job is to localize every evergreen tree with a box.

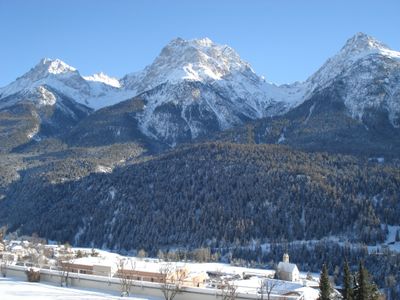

[319,264,331,300]
[343,260,353,300]
[355,261,379,300]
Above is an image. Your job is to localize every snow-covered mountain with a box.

[220,33,400,157]
[1,38,304,114]
[0,58,134,110]
[0,39,304,148]
[124,37,305,106]
[121,37,304,103]
[117,37,305,146]
[1,33,399,150]
[0,87,91,153]
[0,59,97,151]
[304,32,400,127]
[117,33,400,146]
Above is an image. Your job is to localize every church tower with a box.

[283,253,289,263]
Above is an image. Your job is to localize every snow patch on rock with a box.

[83,72,121,88]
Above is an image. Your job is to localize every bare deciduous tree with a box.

[0,226,6,243]
[116,258,136,297]
[221,279,238,300]
[258,278,283,300]
[57,245,74,287]
[137,249,147,260]
[0,225,7,277]
[0,253,13,277]
[159,263,186,300]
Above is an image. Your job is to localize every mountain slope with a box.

[1,143,399,251]
[64,95,160,151]
[67,80,284,149]
[0,85,92,153]
[215,84,400,158]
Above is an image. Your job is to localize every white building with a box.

[277,253,299,282]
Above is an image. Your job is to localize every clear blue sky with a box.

[0,0,399,87]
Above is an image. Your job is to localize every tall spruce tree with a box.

[343,260,353,300]
[356,261,366,300]
[319,264,331,300]
[355,261,379,300]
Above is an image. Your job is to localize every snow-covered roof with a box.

[293,286,319,300]
[277,262,299,273]
[232,277,315,297]
[70,255,188,274]
[71,256,115,267]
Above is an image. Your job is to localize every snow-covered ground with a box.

[0,277,160,300]
[368,225,400,253]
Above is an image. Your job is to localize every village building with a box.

[62,256,117,276]
[64,257,207,287]
[115,261,207,287]
[276,253,300,282]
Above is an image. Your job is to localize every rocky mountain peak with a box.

[38,58,77,75]
[342,32,385,52]
[121,37,254,92]
[336,32,400,63]
[158,36,249,76]
[307,33,400,92]
[19,58,79,84]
